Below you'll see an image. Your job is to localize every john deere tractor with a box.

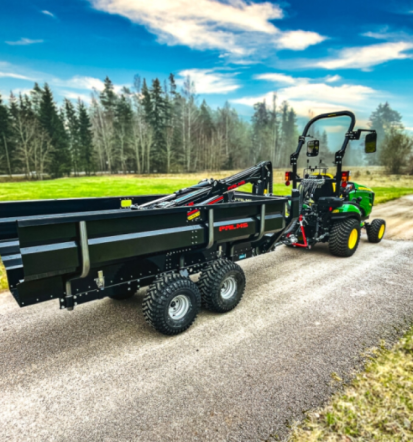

[284,110,386,257]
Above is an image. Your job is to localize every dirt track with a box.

[372,195,413,240]
[1,196,412,442]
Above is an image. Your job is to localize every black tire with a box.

[366,219,386,243]
[142,274,201,336]
[198,259,246,313]
[329,218,361,257]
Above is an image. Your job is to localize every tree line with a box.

[0,74,411,178]
[0,75,300,178]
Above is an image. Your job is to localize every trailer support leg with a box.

[206,209,215,249]
[63,221,90,311]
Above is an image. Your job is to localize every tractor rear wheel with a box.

[329,218,360,257]
[142,274,201,336]
[198,259,246,313]
[367,219,386,243]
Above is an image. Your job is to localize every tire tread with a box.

[329,218,360,257]
[198,259,245,312]
[142,273,201,335]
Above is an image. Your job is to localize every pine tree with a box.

[0,94,13,176]
[252,101,271,164]
[78,100,95,175]
[100,77,117,111]
[114,93,133,173]
[39,84,71,177]
[65,99,81,175]
[149,78,166,172]
[369,102,403,165]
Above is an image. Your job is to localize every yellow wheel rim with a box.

[348,229,358,250]
[378,224,385,239]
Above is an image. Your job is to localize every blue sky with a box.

[1,0,413,132]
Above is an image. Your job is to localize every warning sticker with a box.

[187,209,200,221]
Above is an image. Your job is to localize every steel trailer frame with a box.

[0,181,299,313]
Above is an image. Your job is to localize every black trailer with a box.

[0,162,299,335]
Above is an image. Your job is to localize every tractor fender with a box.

[331,204,362,221]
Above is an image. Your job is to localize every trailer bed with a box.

[0,192,295,311]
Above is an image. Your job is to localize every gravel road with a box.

[1,199,413,442]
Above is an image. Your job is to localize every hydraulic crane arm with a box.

[133,161,273,210]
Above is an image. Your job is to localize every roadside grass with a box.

[0,263,7,291]
[290,330,413,441]
[0,167,412,202]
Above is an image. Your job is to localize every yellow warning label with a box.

[188,211,200,220]
[121,199,132,208]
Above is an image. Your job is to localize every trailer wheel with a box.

[329,218,360,257]
[198,259,246,313]
[366,219,386,243]
[142,274,201,336]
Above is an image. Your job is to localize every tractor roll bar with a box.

[290,110,356,196]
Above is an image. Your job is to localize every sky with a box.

[1,0,413,134]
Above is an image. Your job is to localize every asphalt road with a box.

[1,201,413,442]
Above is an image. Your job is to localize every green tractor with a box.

[284,110,386,257]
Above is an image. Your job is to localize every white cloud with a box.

[41,10,56,19]
[54,76,105,91]
[62,91,93,103]
[276,30,326,51]
[5,38,44,46]
[255,73,298,84]
[89,0,326,57]
[312,42,413,70]
[52,75,126,94]
[233,77,377,117]
[325,74,341,83]
[0,71,33,81]
[177,69,240,94]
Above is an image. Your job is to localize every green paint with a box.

[332,203,362,217]
[348,181,375,217]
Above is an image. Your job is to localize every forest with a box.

[0,74,410,178]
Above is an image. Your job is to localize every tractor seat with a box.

[312,176,336,200]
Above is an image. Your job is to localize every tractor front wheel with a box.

[367,219,386,243]
[329,218,360,257]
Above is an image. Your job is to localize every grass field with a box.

[1,167,412,203]
[1,169,412,292]
[291,329,413,441]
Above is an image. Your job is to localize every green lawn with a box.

[0,175,411,203]
[0,175,204,200]
[373,187,413,204]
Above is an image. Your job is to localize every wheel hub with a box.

[220,276,237,300]
[348,228,358,250]
[168,294,190,320]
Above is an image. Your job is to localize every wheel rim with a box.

[378,224,385,239]
[220,276,237,300]
[168,294,190,320]
[348,228,358,249]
